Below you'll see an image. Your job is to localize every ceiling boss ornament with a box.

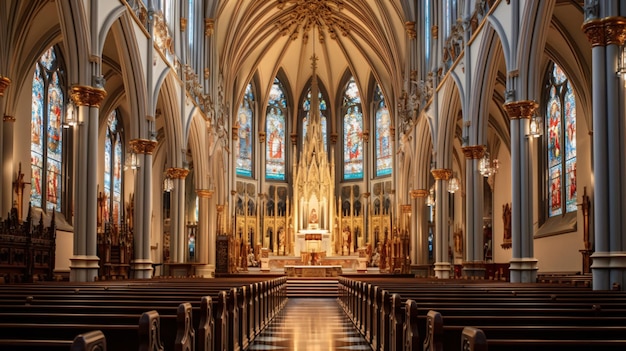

[276,0,350,43]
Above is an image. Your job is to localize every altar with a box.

[284,265,342,277]
[295,229,332,256]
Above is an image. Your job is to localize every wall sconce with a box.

[618,45,626,78]
[425,188,435,207]
[527,113,543,138]
[163,172,174,192]
[478,151,499,177]
[124,151,140,171]
[448,174,460,193]
[63,100,77,128]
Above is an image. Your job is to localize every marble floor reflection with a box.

[247,298,372,351]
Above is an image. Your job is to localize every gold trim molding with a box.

[431,168,452,180]
[582,16,626,47]
[129,138,157,155]
[462,145,486,159]
[0,76,11,96]
[503,100,538,120]
[216,204,225,213]
[405,21,416,39]
[70,85,107,107]
[3,115,15,122]
[431,25,438,39]
[167,167,189,179]
[410,189,428,198]
[401,204,412,213]
[197,189,214,198]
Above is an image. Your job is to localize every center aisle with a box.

[247,298,372,350]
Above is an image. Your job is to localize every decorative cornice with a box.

[462,145,486,159]
[405,21,416,39]
[129,138,157,155]
[431,168,452,180]
[582,16,626,47]
[259,131,266,143]
[167,167,189,179]
[180,18,187,32]
[196,189,214,198]
[0,76,11,96]
[503,100,538,120]
[410,189,428,198]
[3,115,15,122]
[401,204,412,213]
[205,18,214,36]
[70,85,107,107]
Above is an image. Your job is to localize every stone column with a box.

[196,188,215,277]
[461,145,487,278]
[431,168,452,278]
[69,85,106,282]
[503,100,539,283]
[410,189,429,266]
[129,138,157,279]
[583,16,626,290]
[166,167,189,263]
[1,76,13,216]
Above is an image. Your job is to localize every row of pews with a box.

[338,277,626,351]
[0,276,287,351]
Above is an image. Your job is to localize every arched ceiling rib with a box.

[216,0,406,112]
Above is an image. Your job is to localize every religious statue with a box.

[309,208,318,223]
[247,247,258,267]
[342,226,351,255]
[278,228,285,255]
[501,203,512,249]
[12,162,28,222]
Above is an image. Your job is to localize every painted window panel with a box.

[266,79,287,180]
[545,62,576,218]
[302,88,328,151]
[236,83,254,177]
[374,84,392,177]
[104,110,123,225]
[343,78,363,179]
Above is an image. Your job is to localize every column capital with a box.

[129,138,157,155]
[582,16,626,47]
[216,204,225,212]
[0,76,12,96]
[461,145,486,159]
[362,130,370,143]
[290,133,298,145]
[330,132,338,144]
[405,21,416,39]
[3,115,15,122]
[70,85,107,107]
[166,167,189,179]
[503,100,538,120]
[205,18,214,36]
[401,204,412,213]
[197,189,214,198]
[232,125,239,140]
[431,168,452,180]
[258,131,266,143]
[410,189,429,198]
[362,192,371,198]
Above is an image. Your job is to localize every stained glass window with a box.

[545,62,576,217]
[104,110,123,226]
[266,78,287,180]
[302,87,328,151]
[374,84,392,176]
[343,77,363,180]
[31,46,64,212]
[236,83,254,177]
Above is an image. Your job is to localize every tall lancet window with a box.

[343,77,363,180]
[104,110,124,226]
[266,78,287,180]
[302,87,328,151]
[236,83,254,177]
[545,62,577,217]
[31,46,65,211]
[374,84,392,177]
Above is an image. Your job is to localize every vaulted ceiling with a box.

[216,0,408,115]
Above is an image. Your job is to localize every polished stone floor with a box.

[247,298,372,350]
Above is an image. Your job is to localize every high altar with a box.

[292,54,335,258]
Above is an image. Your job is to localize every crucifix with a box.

[12,162,29,222]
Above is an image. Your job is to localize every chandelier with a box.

[527,113,543,138]
[478,151,498,177]
[425,188,435,207]
[124,151,139,171]
[163,172,174,192]
[447,174,460,193]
